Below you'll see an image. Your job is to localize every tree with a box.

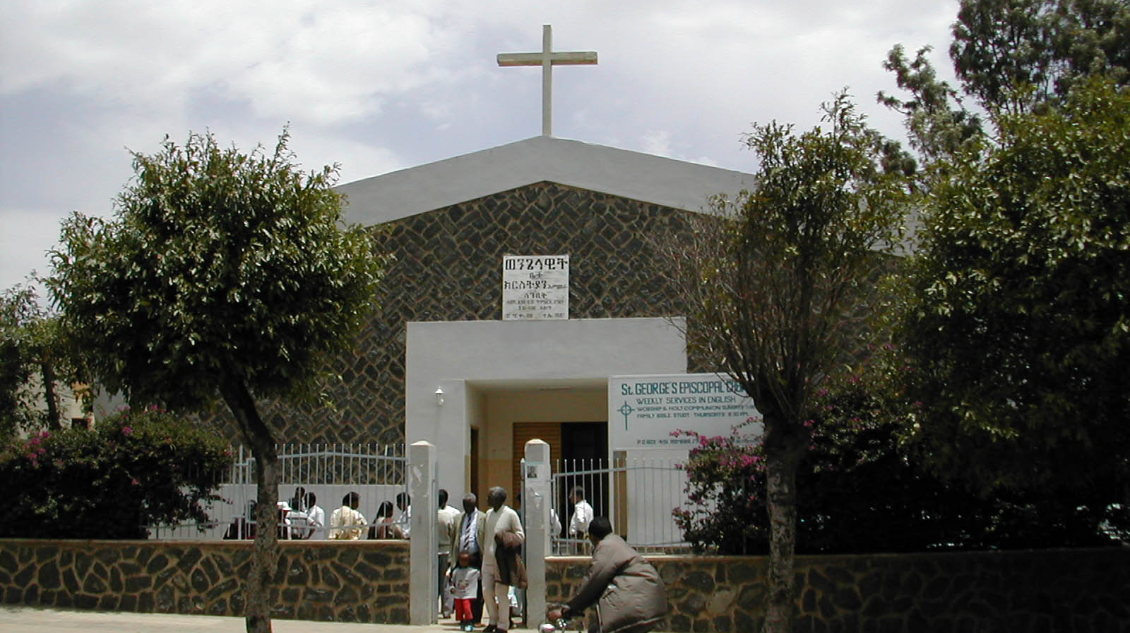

[898,77,1130,507]
[880,0,1130,507]
[1,281,83,438]
[48,129,385,633]
[949,0,1129,113]
[659,93,907,632]
[880,0,1128,169]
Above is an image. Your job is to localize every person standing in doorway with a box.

[479,486,524,633]
[569,486,594,537]
[452,493,484,625]
[569,486,595,554]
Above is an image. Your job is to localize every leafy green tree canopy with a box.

[880,0,1129,165]
[1,281,83,437]
[49,130,382,414]
[48,128,385,633]
[900,77,1130,498]
[950,0,1129,112]
[661,92,908,632]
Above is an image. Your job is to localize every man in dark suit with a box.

[451,493,484,624]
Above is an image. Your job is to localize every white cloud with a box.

[0,1,469,126]
[640,130,674,158]
[0,0,964,291]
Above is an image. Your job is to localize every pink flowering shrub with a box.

[0,407,231,539]
[672,425,768,554]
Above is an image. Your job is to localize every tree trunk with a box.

[40,361,61,431]
[761,416,806,633]
[219,379,279,633]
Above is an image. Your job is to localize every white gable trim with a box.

[337,136,756,226]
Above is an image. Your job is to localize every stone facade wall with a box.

[203,182,709,445]
[547,549,1130,633]
[0,539,411,624]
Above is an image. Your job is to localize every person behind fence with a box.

[276,501,293,539]
[452,493,484,625]
[289,486,307,512]
[480,486,524,633]
[304,492,325,539]
[569,486,594,539]
[547,516,667,633]
[438,489,460,617]
[451,549,481,632]
[396,491,412,538]
[370,500,405,539]
[329,492,368,540]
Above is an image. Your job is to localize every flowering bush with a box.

[0,407,231,539]
[672,426,768,554]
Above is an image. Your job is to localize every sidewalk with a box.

[0,606,540,633]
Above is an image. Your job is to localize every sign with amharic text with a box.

[502,255,569,320]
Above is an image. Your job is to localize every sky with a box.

[0,0,962,295]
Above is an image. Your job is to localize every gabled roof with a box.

[337,136,757,226]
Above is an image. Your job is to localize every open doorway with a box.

[558,421,609,535]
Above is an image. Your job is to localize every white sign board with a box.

[502,255,569,320]
[608,373,762,449]
[608,374,762,548]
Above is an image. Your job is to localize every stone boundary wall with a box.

[4,541,1127,631]
[547,548,1130,633]
[0,539,410,624]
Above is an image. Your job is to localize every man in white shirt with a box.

[396,491,412,538]
[304,492,325,539]
[437,489,460,617]
[569,486,594,539]
[478,486,524,633]
[329,491,368,540]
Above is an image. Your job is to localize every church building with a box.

[322,135,755,505]
[236,27,760,511]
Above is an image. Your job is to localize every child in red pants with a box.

[451,551,481,632]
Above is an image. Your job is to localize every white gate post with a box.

[524,439,552,629]
[409,441,437,625]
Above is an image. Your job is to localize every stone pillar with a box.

[409,441,437,625]
[524,439,552,629]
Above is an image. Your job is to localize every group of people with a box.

[223,488,327,540]
[225,487,412,541]
[327,490,412,541]
[440,486,527,633]
[234,483,666,633]
[438,484,665,633]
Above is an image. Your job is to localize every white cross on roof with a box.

[497,25,598,137]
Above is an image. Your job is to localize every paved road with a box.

[0,606,545,633]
